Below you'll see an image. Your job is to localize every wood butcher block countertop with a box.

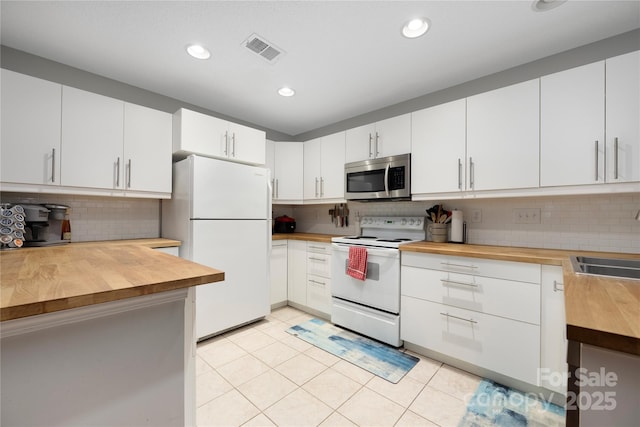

[0,239,223,322]
[272,232,337,243]
[402,241,640,356]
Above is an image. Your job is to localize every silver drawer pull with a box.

[308,257,326,262]
[441,262,478,270]
[553,280,564,292]
[440,312,477,324]
[308,246,327,251]
[309,279,325,286]
[440,279,478,288]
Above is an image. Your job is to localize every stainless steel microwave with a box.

[344,154,411,201]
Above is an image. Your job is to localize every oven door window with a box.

[346,169,385,193]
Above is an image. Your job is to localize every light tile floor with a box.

[196,306,482,427]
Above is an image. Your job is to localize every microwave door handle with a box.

[384,164,390,195]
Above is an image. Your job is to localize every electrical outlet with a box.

[513,208,541,224]
[470,209,482,223]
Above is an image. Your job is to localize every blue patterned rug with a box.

[459,380,565,427]
[286,318,419,383]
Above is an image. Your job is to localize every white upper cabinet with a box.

[228,121,266,165]
[411,99,466,195]
[1,69,62,186]
[605,50,640,183]
[173,108,265,165]
[541,61,605,187]
[267,140,304,203]
[345,113,411,163]
[123,103,172,194]
[467,79,540,191]
[61,86,124,190]
[304,132,346,202]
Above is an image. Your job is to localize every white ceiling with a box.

[1,1,639,137]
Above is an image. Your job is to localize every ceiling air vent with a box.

[243,33,285,63]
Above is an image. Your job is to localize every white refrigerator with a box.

[162,155,271,341]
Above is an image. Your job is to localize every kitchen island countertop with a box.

[1,238,223,322]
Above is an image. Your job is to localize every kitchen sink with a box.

[570,256,640,280]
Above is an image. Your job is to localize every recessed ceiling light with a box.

[531,0,567,12]
[278,87,295,97]
[186,44,211,60]
[402,18,430,39]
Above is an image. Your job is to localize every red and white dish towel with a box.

[347,246,368,281]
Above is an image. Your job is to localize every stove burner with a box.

[376,239,409,243]
[345,235,377,240]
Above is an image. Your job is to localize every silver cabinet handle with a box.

[224,132,229,156]
[595,140,599,181]
[271,179,275,198]
[440,279,478,288]
[51,148,56,183]
[441,261,478,270]
[553,280,564,292]
[440,312,477,324]
[320,177,324,197]
[457,158,462,190]
[315,177,319,198]
[308,257,326,262]
[232,133,236,157]
[116,157,121,187]
[375,132,380,157]
[275,179,279,198]
[614,137,619,180]
[127,159,132,188]
[469,157,474,189]
[309,279,326,286]
[308,245,327,251]
[368,133,373,158]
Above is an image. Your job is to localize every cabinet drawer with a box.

[402,252,541,284]
[307,274,331,314]
[307,242,331,254]
[307,252,331,278]
[401,296,540,385]
[401,266,540,324]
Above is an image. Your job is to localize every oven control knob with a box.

[409,219,415,225]
[416,219,422,227]
[401,218,407,225]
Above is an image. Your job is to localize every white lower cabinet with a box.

[401,252,542,386]
[540,265,567,396]
[281,240,332,317]
[402,296,541,385]
[287,240,307,306]
[270,241,288,306]
[306,242,332,316]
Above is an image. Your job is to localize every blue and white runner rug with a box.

[286,318,419,384]
[459,379,565,427]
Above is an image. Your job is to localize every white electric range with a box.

[330,216,426,346]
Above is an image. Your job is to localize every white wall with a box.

[0,192,160,242]
[289,193,640,254]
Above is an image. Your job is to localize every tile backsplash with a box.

[286,193,640,254]
[0,193,160,242]
[3,191,638,253]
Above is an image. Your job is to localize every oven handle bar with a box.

[331,243,400,257]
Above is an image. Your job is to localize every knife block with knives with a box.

[329,203,349,227]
